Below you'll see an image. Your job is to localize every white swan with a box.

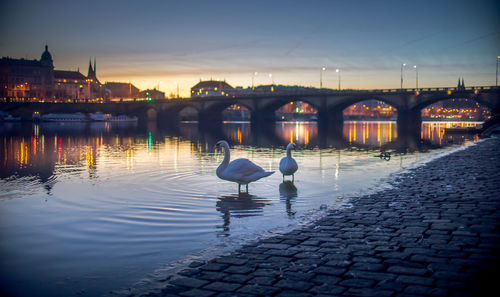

[215,140,274,193]
[279,142,298,182]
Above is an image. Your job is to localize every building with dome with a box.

[0,45,54,99]
[1,45,107,101]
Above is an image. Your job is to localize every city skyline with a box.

[1,0,499,97]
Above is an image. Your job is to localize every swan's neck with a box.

[217,144,230,176]
[222,144,230,165]
[286,146,293,158]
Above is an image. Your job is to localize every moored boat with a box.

[3,114,22,121]
[108,114,138,122]
[42,113,88,122]
[1,112,21,121]
[89,112,111,121]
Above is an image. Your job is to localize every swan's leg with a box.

[283,175,285,182]
[246,184,248,193]
[292,174,294,183]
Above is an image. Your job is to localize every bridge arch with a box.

[160,104,201,122]
[256,97,318,114]
[199,101,255,123]
[274,100,319,121]
[203,101,255,115]
[416,95,491,121]
[340,99,398,121]
[328,96,401,113]
[221,104,251,121]
[146,108,157,121]
[411,94,491,111]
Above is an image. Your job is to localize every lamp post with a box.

[174,81,179,98]
[496,56,499,87]
[252,72,258,89]
[269,73,274,85]
[320,67,326,89]
[413,65,418,89]
[336,68,341,90]
[400,63,406,89]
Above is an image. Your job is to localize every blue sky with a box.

[1,0,499,96]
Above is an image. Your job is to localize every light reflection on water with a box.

[0,121,480,297]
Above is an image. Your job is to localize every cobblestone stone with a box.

[202,281,241,292]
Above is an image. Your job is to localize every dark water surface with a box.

[0,121,480,297]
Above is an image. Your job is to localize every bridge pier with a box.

[199,110,223,125]
[318,108,344,138]
[251,110,275,125]
[397,109,422,136]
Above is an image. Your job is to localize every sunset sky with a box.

[1,0,499,97]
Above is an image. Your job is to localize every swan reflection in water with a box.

[215,193,272,235]
[279,181,298,218]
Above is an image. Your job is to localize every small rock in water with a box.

[320,204,327,210]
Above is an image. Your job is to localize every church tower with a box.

[87,57,100,83]
[88,57,95,79]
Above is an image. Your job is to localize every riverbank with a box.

[125,137,500,297]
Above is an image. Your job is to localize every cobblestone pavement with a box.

[137,138,500,297]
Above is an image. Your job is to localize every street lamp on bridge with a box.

[174,81,179,98]
[252,72,258,89]
[413,65,418,89]
[336,68,341,90]
[400,63,406,89]
[320,67,326,89]
[269,73,274,85]
[496,56,499,87]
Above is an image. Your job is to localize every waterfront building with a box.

[191,80,233,97]
[0,45,54,100]
[104,82,140,100]
[138,89,165,100]
[53,57,107,102]
[54,70,89,101]
[1,46,107,101]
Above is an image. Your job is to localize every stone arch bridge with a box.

[2,87,499,134]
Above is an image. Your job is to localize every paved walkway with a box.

[136,138,500,297]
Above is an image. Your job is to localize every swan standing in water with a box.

[215,140,274,193]
[279,142,298,182]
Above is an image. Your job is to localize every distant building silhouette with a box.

[191,79,233,97]
[138,89,165,100]
[104,82,140,99]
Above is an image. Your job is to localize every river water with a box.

[0,121,480,297]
